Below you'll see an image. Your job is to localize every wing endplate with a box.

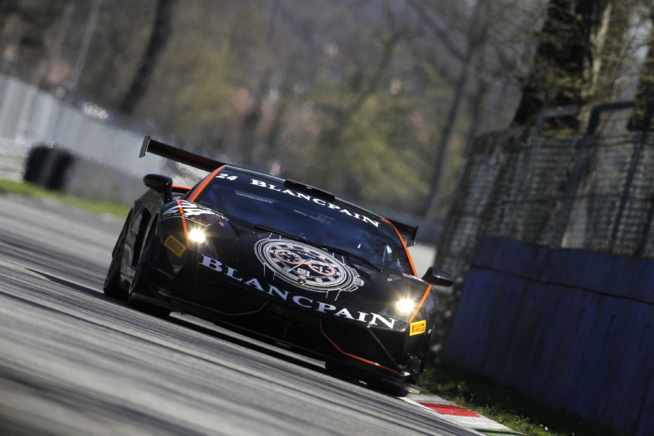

[140,136,226,172]
[389,219,418,247]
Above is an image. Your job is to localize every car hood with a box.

[194,215,431,322]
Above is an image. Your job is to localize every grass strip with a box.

[420,360,616,436]
[0,178,129,218]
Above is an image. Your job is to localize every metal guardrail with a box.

[0,74,171,203]
[0,74,166,179]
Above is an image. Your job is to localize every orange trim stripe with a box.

[188,166,226,202]
[172,185,190,193]
[176,200,191,248]
[319,319,400,375]
[181,219,190,248]
[408,285,432,323]
[161,292,269,317]
[382,217,417,275]
[381,218,430,323]
[182,166,226,246]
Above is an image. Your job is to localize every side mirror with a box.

[144,174,173,203]
[422,266,454,287]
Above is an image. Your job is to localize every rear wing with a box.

[388,219,418,247]
[140,136,419,246]
[140,136,226,172]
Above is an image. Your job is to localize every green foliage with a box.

[421,360,617,436]
[170,41,237,142]
[334,95,431,212]
[0,179,129,218]
[78,0,156,108]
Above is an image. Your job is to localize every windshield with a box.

[193,168,413,272]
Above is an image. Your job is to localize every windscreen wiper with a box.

[254,224,307,242]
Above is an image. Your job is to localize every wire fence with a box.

[433,102,654,342]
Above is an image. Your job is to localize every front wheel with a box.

[103,211,132,301]
[127,221,170,318]
[367,376,410,397]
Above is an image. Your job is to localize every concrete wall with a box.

[0,74,169,203]
[443,236,654,436]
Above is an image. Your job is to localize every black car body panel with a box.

[105,137,453,396]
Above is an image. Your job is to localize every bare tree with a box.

[0,0,20,39]
[418,0,489,221]
[512,0,614,131]
[629,5,654,130]
[119,0,176,114]
[0,0,66,74]
[592,0,640,103]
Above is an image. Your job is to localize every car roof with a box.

[221,166,418,246]
[140,136,418,246]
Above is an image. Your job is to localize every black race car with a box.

[104,136,453,396]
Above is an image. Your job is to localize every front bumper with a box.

[146,250,430,381]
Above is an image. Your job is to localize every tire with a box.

[127,220,170,318]
[23,145,73,192]
[367,376,410,397]
[103,211,132,301]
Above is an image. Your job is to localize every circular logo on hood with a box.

[254,238,363,294]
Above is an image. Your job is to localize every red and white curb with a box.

[404,393,521,435]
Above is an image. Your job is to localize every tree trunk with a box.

[0,1,65,74]
[512,0,613,132]
[119,0,176,114]
[592,1,636,103]
[629,9,654,131]
[422,0,486,221]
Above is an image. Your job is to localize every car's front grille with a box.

[320,319,404,370]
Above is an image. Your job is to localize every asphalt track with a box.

[0,194,480,436]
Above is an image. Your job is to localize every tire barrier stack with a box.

[23,144,74,191]
[21,143,144,205]
[0,73,167,200]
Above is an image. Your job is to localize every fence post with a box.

[619,100,654,254]
[548,102,635,247]
[529,106,579,140]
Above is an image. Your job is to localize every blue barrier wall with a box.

[443,236,654,435]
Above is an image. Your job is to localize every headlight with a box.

[395,298,417,315]
[188,228,206,244]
